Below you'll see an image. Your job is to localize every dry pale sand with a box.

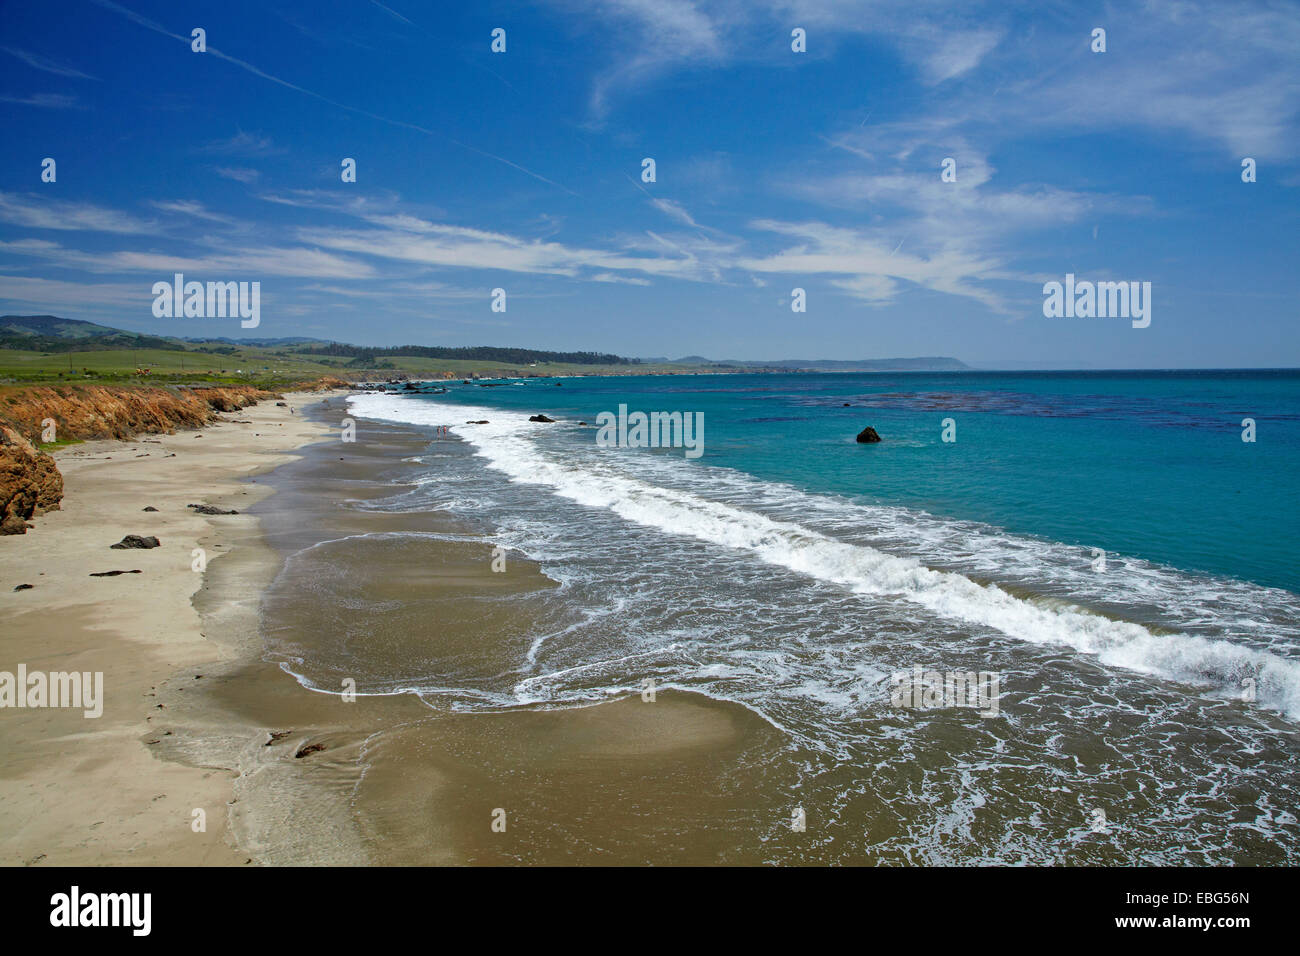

[0,391,345,865]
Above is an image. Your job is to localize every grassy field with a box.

[0,346,339,384]
[0,345,715,388]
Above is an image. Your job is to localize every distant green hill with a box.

[2,314,126,338]
[0,314,969,377]
[296,343,636,367]
[0,315,187,353]
[0,315,634,366]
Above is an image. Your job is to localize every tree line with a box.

[295,343,637,366]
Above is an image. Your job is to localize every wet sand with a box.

[217,404,795,865]
[3,392,795,865]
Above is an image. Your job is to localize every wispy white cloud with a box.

[1020,1,1300,159]
[198,132,282,156]
[2,46,97,80]
[552,0,1007,120]
[650,198,700,227]
[550,0,1299,159]
[295,220,709,281]
[591,272,652,285]
[257,188,444,224]
[913,26,1003,85]
[0,93,84,109]
[0,192,154,234]
[213,166,261,184]
[0,237,376,279]
[578,0,724,118]
[801,125,1146,236]
[301,280,482,300]
[0,274,150,310]
[772,115,1157,310]
[148,200,239,225]
[738,219,1009,311]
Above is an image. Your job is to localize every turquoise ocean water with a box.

[333,370,1300,863]
[411,369,1300,593]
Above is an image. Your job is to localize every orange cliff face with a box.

[0,424,63,534]
[0,384,280,440]
[0,383,287,535]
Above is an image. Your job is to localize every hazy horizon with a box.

[8,311,1300,371]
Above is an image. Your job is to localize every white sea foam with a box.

[347,392,1300,720]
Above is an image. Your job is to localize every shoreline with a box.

[0,390,345,865]
[219,401,776,865]
[1,389,774,865]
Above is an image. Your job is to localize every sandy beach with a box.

[0,391,346,865]
[0,392,778,866]
[10,382,1296,867]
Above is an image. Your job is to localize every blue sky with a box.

[0,0,1297,367]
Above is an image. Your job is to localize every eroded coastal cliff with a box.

[0,379,347,534]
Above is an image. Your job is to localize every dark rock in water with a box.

[555,382,562,386]
[111,534,160,549]
[842,403,851,407]
[275,401,288,407]
[90,569,142,577]
[188,503,239,515]
[529,414,556,423]
[13,583,34,591]
[142,506,158,512]
[466,420,489,425]
[294,743,326,758]
[856,426,883,443]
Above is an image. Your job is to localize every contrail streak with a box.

[88,0,572,195]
